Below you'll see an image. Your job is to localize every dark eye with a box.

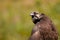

[32,16,34,18]
[34,12,38,15]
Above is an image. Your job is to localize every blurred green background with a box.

[0,0,60,40]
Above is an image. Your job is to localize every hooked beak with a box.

[30,13,34,16]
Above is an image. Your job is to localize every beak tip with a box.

[30,12,34,16]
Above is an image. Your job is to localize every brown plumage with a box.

[29,12,58,40]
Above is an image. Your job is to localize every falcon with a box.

[29,12,58,40]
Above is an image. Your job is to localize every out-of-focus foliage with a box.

[0,0,60,40]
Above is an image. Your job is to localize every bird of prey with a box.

[29,12,58,40]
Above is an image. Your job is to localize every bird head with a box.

[30,12,45,24]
